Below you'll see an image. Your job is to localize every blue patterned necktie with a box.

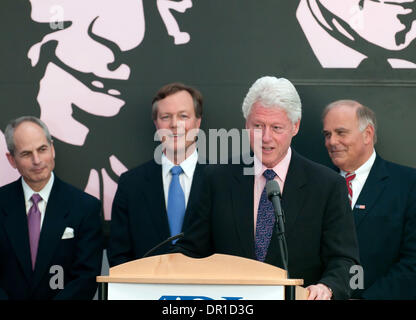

[255,169,277,262]
[167,166,186,243]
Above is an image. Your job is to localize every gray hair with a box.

[4,116,53,155]
[241,76,302,123]
[322,100,378,144]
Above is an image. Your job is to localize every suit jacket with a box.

[175,150,360,299]
[0,176,103,300]
[108,159,206,267]
[351,155,416,299]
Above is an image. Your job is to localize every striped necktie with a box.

[345,172,356,206]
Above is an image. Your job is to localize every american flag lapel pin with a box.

[355,204,366,210]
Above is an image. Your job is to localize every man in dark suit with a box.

[174,76,360,300]
[108,83,206,267]
[322,99,416,299]
[0,116,103,300]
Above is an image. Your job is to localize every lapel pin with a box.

[355,204,366,210]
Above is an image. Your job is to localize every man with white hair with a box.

[322,100,416,299]
[174,76,360,300]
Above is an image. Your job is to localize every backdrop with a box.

[1,0,415,221]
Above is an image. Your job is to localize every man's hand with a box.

[306,283,332,300]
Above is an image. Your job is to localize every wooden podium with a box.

[97,253,309,300]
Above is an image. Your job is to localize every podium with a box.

[97,253,309,300]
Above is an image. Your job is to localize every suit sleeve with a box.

[318,175,361,300]
[0,233,8,299]
[361,179,416,299]
[172,167,214,258]
[54,198,103,300]
[107,174,134,267]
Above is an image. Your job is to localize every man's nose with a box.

[170,115,178,128]
[326,134,338,148]
[262,126,272,142]
[32,152,41,164]
[173,119,186,133]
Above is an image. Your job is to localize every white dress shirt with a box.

[341,150,376,209]
[161,150,198,209]
[22,172,55,229]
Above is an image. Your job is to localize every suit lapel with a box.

[183,163,205,229]
[353,156,389,229]
[143,161,170,239]
[32,177,69,289]
[280,151,308,239]
[3,179,33,283]
[228,151,309,259]
[230,164,255,258]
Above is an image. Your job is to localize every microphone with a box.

[266,180,293,299]
[266,180,284,224]
[266,180,289,266]
[142,232,184,258]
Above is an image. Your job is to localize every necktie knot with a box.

[171,166,183,176]
[31,193,42,205]
[263,169,277,181]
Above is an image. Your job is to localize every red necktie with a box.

[345,172,356,206]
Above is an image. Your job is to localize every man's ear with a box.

[50,141,55,159]
[363,125,375,145]
[6,152,17,169]
[292,119,301,137]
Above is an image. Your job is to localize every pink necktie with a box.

[28,193,42,270]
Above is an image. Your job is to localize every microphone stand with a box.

[274,207,294,300]
[268,185,294,300]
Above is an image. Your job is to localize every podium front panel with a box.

[108,283,285,300]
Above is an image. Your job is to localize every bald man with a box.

[323,100,416,299]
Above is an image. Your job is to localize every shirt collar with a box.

[162,149,198,179]
[254,147,292,182]
[340,149,376,177]
[22,171,55,204]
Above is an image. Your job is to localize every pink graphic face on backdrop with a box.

[297,0,416,68]
[0,0,194,219]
